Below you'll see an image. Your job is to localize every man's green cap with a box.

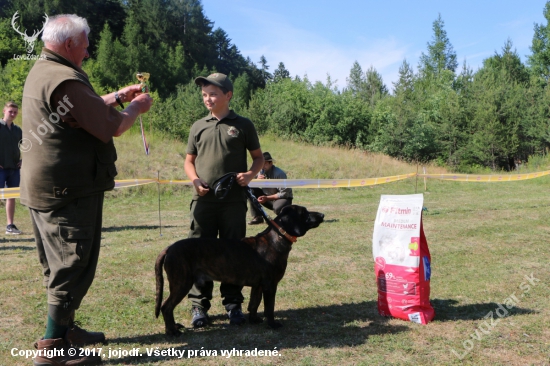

[194,73,233,92]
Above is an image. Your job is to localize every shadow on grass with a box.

[0,245,35,251]
[0,236,36,246]
[103,301,408,364]
[102,225,177,233]
[432,298,537,321]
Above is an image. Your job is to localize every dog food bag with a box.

[372,194,434,324]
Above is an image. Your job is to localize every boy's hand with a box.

[193,178,210,196]
[236,171,254,186]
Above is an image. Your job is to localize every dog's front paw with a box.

[267,320,283,329]
[165,324,184,337]
[249,315,264,324]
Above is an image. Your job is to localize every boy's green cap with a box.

[194,73,233,92]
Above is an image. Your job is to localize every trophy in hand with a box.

[136,72,150,93]
[136,72,150,155]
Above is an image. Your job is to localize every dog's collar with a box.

[269,220,297,243]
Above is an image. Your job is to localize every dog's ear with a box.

[275,205,296,223]
[279,205,293,216]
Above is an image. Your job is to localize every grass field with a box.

[0,132,548,365]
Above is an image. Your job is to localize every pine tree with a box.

[469,40,529,170]
[0,0,10,18]
[392,59,414,97]
[528,1,550,82]
[419,13,458,78]
[365,66,388,106]
[345,61,365,95]
[92,24,127,89]
[211,28,247,76]
[258,55,272,84]
[273,62,290,82]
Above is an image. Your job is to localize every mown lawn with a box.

[0,134,548,365]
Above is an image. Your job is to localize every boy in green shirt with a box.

[184,73,264,327]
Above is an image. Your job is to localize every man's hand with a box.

[257,173,266,179]
[130,93,154,114]
[236,171,255,186]
[258,195,277,203]
[113,93,154,136]
[118,84,145,103]
[193,178,210,196]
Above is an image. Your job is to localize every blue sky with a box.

[202,0,548,90]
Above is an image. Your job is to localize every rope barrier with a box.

[2,170,549,199]
[159,173,416,188]
[418,171,550,182]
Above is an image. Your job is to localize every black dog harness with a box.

[212,172,297,243]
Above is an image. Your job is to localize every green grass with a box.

[109,129,450,182]
[0,132,549,365]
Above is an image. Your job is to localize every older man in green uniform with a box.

[184,73,264,328]
[21,14,153,366]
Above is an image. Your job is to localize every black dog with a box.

[155,205,324,336]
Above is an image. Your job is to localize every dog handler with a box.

[21,14,153,365]
[185,73,264,327]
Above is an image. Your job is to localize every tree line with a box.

[2,1,550,171]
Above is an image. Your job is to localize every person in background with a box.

[184,72,264,328]
[0,101,23,235]
[21,14,153,365]
[248,151,293,225]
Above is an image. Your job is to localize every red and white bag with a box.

[372,194,434,324]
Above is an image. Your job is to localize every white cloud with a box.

[235,7,410,89]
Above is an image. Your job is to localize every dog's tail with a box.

[155,247,168,318]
